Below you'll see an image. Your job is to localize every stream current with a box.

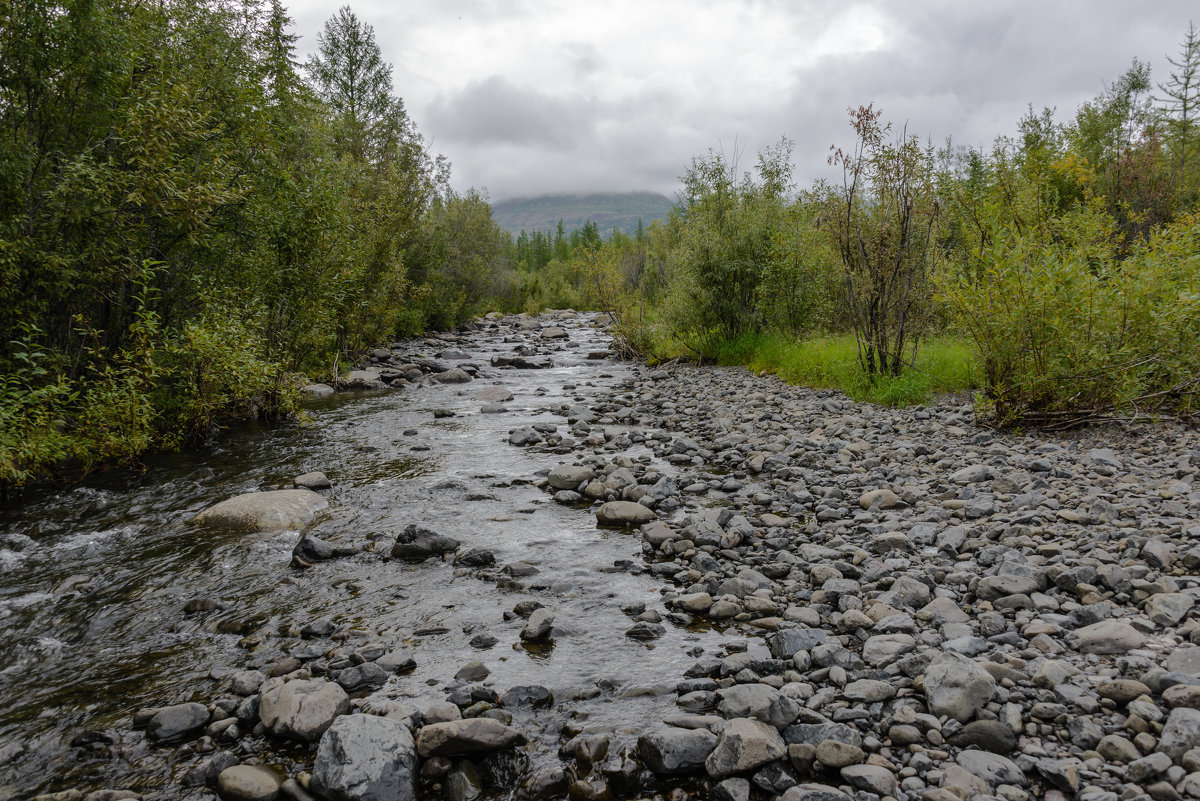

[0,314,727,798]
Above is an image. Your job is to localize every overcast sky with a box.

[285,1,1197,201]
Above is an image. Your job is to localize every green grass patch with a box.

[713,332,979,407]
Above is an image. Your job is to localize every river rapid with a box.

[0,312,724,798]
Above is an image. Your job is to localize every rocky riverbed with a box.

[4,311,1200,801]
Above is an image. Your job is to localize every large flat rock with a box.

[193,489,328,532]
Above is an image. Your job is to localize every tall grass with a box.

[712,332,979,407]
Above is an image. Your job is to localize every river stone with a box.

[637,727,718,774]
[955,750,1026,787]
[918,597,969,624]
[311,714,417,801]
[520,608,555,641]
[475,387,513,402]
[718,684,800,729]
[767,628,827,659]
[1168,648,1200,676]
[704,718,785,777]
[842,679,895,703]
[540,326,568,339]
[859,489,903,510]
[294,471,332,490]
[193,489,328,532]
[712,778,751,801]
[146,702,210,743]
[948,719,1018,754]
[415,719,525,757]
[547,465,594,490]
[301,383,335,397]
[976,574,1041,600]
[815,740,865,768]
[229,670,267,696]
[391,525,460,560]
[1145,593,1194,627]
[1074,620,1145,654]
[260,679,349,741]
[861,634,915,665]
[677,592,713,613]
[217,765,281,801]
[1159,707,1200,761]
[433,368,471,384]
[923,653,996,723]
[595,501,656,527]
[841,764,897,796]
[780,786,853,801]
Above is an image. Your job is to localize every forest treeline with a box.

[498,29,1200,431]
[1,1,1198,487]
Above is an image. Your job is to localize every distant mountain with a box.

[490,192,675,237]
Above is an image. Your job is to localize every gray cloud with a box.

[289,0,1199,200]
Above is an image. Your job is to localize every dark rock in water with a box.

[183,597,223,614]
[455,548,496,567]
[302,618,337,639]
[293,471,332,490]
[292,534,335,568]
[501,685,552,709]
[512,600,545,618]
[517,767,570,801]
[335,662,389,692]
[520,609,555,642]
[391,524,460,560]
[183,750,239,787]
[455,661,490,681]
[469,634,498,649]
[146,702,209,743]
[416,719,526,757]
[376,650,417,673]
[433,408,456,418]
[625,622,665,641]
[311,713,417,801]
[445,760,483,801]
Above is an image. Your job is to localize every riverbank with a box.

[5,311,1200,801]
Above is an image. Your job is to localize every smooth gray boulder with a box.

[637,727,717,774]
[595,501,656,527]
[923,653,996,723]
[311,714,417,801]
[704,718,785,777]
[391,525,460,560]
[259,679,349,742]
[193,489,328,532]
[1074,620,1145,654]
[547,465,594,490]
[217,765,282,801]
[415,719,525,757]
[146,702,209,743]
[717,684,800,729]
[1159,707,1200,761]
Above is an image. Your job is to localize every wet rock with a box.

[637,727,717,775]
[217,766,281,801]
[705,718,786,777]
[292,534,335,568]
[433,368,472,384]
[475,387,514,402]
[391,525,460,560]
[335,662,389,692]
[416,719,525,757]
[301,383,335,397]
[454,661,490,681]
[229,670,266,696]
[311,714,417,801]
[595,501,656,527]
[294,472,332,490]
[548,465,594,490]
[455,548,495,567]
[146,702,209,743]
[780,786,853,801]
[193,489,328,532]
[259,679,349,741]
[520,609,555,642]
[501,686,553,709]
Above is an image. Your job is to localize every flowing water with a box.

[0,315,728,799]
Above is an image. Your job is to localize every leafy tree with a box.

[825,105,939,377]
